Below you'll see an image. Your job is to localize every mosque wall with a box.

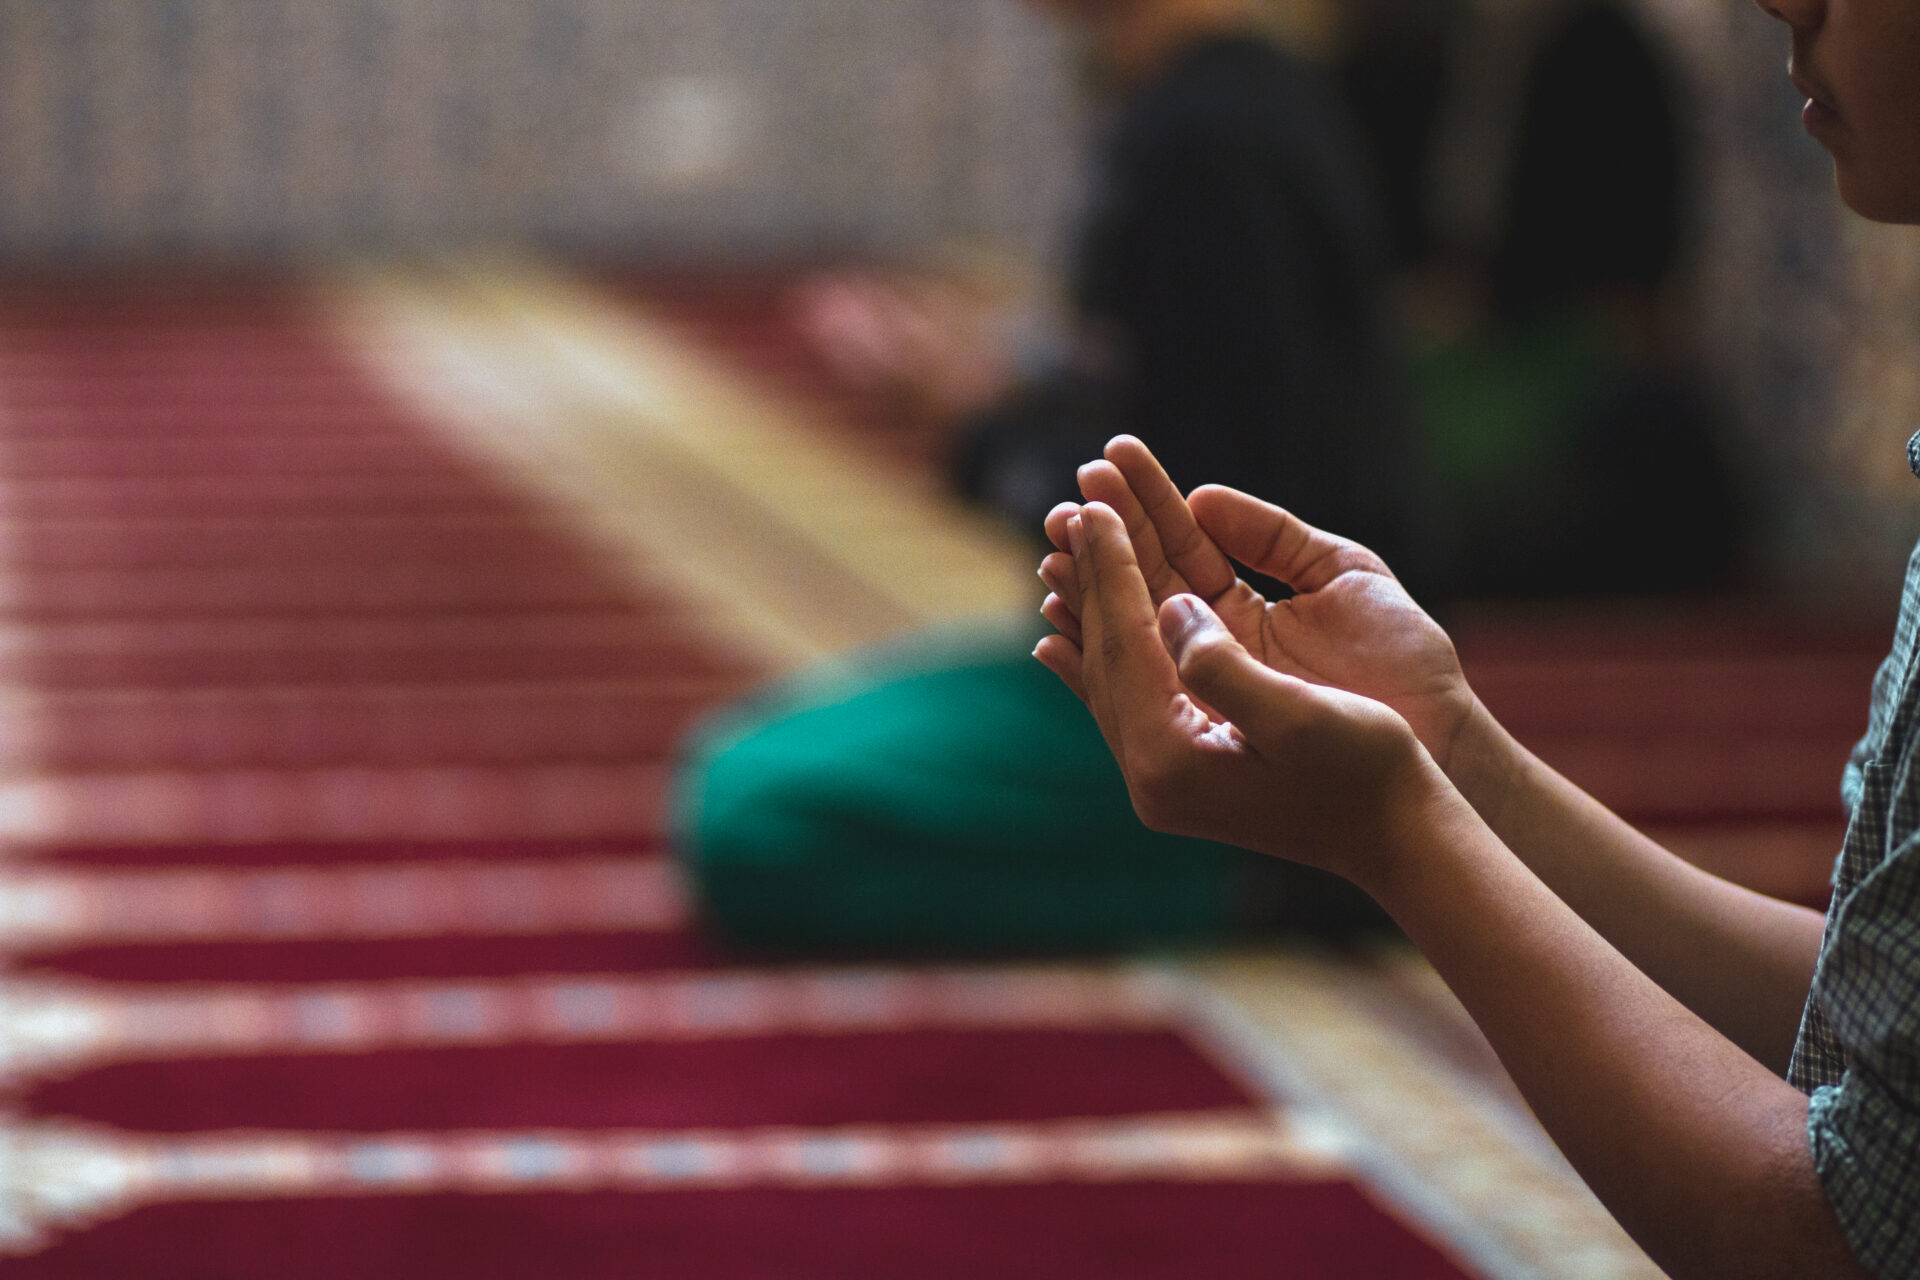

[0,0,1913,588]
[0,0,1079,263]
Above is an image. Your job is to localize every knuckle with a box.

[1176,634,1237,686]
[1163,516,1206,558]
[1219,580,1261,611]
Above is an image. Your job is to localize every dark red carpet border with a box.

[0,279,1476,1279]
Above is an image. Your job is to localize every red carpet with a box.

[0,280,1477,1277]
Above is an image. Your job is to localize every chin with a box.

[1835,166,1920,225]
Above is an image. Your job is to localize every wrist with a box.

[1438,694,1523,830]
[1316,721,1468,899]
[1360,756,1490,906]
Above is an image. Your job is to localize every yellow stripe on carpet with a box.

[1183,950,1662,1279]
[322,257,1036,671]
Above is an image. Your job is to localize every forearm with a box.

[1364,783,1865,1280]
[1442,696,1826,1073]
[1050,500,1862,1273]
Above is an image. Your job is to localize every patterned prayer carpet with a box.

[0,261,1878,1277]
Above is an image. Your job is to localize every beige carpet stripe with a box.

[321,259,1036,670]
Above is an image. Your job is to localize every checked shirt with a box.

[1785,429,1920,1278]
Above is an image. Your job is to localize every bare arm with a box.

[1446,704,1827,1073]
[1045,501,1866,1278]
[1041,436,1825,1071]
[1368,764,1859,1280]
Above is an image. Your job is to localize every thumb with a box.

[1158,594,1308,740]
[1188,485,1386,592]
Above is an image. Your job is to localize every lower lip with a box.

[1803,97,1840,137]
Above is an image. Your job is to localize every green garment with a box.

[1406,305,1741,599]
[1414,308,1610,506]
[672,623,1377,954]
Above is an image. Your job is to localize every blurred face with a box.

[1757,0,1920,222]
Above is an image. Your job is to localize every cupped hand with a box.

[1034,502,1446,886]
[1039,436,1478,774]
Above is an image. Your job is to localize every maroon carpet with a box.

[0,280,1476,1278]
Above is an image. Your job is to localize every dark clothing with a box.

[1337,0,1743,598]
[1335,0,1687,314]
[957,34,1418,576]
[1411,310,1744,598]
[673,34,1413,956]
[1490,0,1687,322]
[1334,0,1463,270]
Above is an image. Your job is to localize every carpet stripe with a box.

[0,857,689,949]
[1180,956,1662,1280]
[0,967,1177,1077]
[0,681,735,770]
[0,611,753,690]
[0,1110,1349,1256]
[0,763,669,845]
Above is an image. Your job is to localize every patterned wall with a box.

[0,0,1079,262]
[0,0,1913,585]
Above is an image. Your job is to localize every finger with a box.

[1041,590,1083,648]
[1187,485,1388,594]
[1039,552,1081,616]
[1044,502,1082,555]
[1104,435,1238,601]
[1158,593,1312,743]
[1066,512,1122,756]
[1076,458,1186,604]
[1033,633,1089,705]
[1073,503,1185,753]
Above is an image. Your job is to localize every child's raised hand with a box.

[1038,436,1478,774]
[1036,501,1446,883]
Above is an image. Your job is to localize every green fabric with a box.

[672,624,1265,953]
[1412,306,1611,503]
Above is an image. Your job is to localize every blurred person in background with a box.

[800,0,1419,572]
[673,0,1415,953]
[1334,0,1748,596]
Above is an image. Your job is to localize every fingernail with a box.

[1166,595,1207,641]
[1067,515,1084,555]
[1162,594,1210,652]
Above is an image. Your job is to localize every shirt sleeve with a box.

[1806,819,1920,1277]
[1844,648,1909,813]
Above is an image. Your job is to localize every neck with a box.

[1091,0,1259,84]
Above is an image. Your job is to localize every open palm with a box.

[1041,437,1475,769]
